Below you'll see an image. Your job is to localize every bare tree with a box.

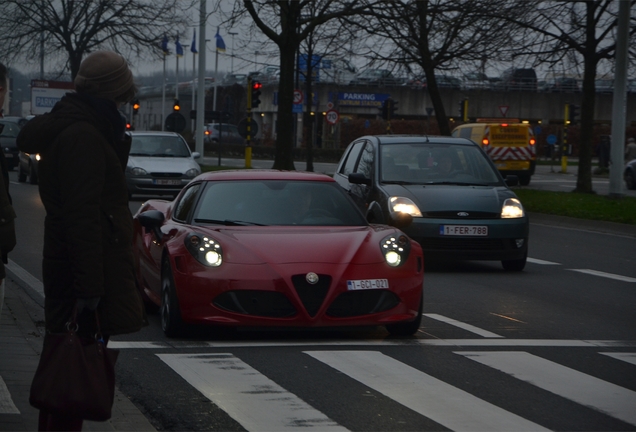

[361,0,529,135]
[0,0,192,80]
[236,0,373,170]
[494,0,636,194]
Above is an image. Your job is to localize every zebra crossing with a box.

[155,346,636,431]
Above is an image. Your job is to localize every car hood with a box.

[128,156,199,173]
[197,226,391,265]
[382,183,516,213]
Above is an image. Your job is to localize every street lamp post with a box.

[228,32,238,74]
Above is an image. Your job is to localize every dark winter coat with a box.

[16,93,146,336]
[0,150,15,279]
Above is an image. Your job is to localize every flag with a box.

[161,34,169,55]
[190,30,198,54]
[215,27,226,53]
[175,35,183,57]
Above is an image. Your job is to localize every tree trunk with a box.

[272,43,298,170]
[69,50,84,81]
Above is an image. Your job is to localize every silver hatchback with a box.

[126,132,201,199]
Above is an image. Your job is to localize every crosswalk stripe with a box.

[600,352,636,366]
[568,269,636,283]
[457,351,636,426]
[423,313,504,338]
[157,353,348,432]
[305,350,548,432]
[0,375,20,414]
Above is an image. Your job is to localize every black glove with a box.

[76,297,101,313]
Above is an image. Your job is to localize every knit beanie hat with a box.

[74,51,136,102]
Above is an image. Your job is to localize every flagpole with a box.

[176,32,180,100]
[195,0,207,156]
[162,54,166,131]
[213,48,218,117]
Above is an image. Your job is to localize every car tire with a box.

[625,170,636,190]
[519,175,531,186]
[17,165,26,183]
[502,253,527,272]
[161,257,184,337]
[29,164,38,185]
[386,291,423,336]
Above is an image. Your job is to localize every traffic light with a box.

[458,99,468,122]
[132,99,140,115]
[386,98,398,120]
[570,104,579,124]
[379,101,388,120]
[173,99,180,111]
[251,81,262,108]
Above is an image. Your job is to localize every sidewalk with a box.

[0,278,156,431]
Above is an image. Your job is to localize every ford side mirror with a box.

[348,172,371,186]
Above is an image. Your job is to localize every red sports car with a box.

[132,170,424,337]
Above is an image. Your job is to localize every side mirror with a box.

[348,172,371,186]
[191,151,201,159]
[137,210,165,242]
[505,175,519,187]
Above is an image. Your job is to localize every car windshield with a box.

[0,121,21,138]
[380,143,502,186]
[129,135,191,157]
[193,180,368,226]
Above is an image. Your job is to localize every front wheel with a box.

[17,165,26,183]
[386,291,423,336]
[519,175,531,186]
[29,164,38,185]
[625,170,636,190]
[161,257,184,337]
[502,254,527,272]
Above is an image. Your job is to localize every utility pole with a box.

[195,0,207,156]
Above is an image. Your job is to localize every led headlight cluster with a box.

[380,234,411,267]
[501,198,525,219]
[185,233,223,267]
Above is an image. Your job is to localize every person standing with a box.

[0,61,17,321]
[16,51,146,431]
[625,137,636,162]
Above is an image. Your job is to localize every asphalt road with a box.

[6,168,636,431]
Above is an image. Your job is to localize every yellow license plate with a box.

[496,161,530,170]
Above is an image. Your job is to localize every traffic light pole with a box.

[562,103,569,173]
[245,77,253,169]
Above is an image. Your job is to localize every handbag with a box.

[29,307,119,421]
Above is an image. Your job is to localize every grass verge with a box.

[513,189,636,225]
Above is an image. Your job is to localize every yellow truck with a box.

[452,122,537,185]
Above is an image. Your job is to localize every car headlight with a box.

[131,167,148,176]
[389,197,422,217]
[185,233,223,267]
[185,168,200,178]
[380,234,411,267]
[501,198,525,218]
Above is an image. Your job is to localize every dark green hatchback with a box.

[333,135,529,271]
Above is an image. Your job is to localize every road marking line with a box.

[423,313,504,338]
[157,353,348,432]
[568,269,636,283]
[0,375,20,414]
[599,352,636,366]
[527,257,561,265]
[306,351,548,432]
[107,339,636,349]
[457,351,636,426]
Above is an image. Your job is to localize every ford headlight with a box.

[380,234,411,267]
[501,198,525,218]
[185,168,200,178]
[185,233,223,267]
[389,197,422,217]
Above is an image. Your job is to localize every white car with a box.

[125,132,201,199]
